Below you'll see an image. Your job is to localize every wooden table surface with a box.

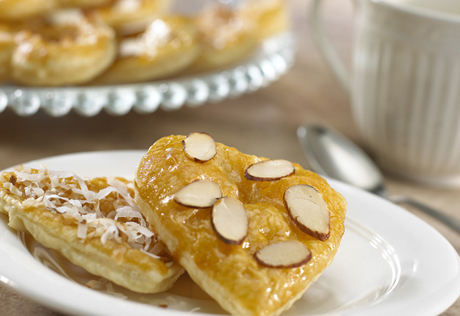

[1,1,459,315]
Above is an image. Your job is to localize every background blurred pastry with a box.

[11,10,116,86]
[92,0,173,35]
[238,0,289,40]
[0,0,290,86]
[91,15,199,85]
[0,23,18,82]
[185,4,258,73]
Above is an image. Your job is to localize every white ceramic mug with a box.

[310,0,460,185]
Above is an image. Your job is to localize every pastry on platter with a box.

[0,166,183,293]
[0,0,111,21]
[93,0,172,35]
[135,133,347,316]
[0,0,290,87]
[0,0,59,21]
[185,5,258,73]
[11,10,116,86]
[238,0,290,40]
[91,15,199,85]
[11,11,116,86]
[0,23,19,83]
[59,0,112,8]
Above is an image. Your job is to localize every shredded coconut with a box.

[101,224,119,244]
[2,166,168,259]
[3,182,23,197]
[77,220,88,239]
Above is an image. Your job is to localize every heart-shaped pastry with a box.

[135,134,347,316]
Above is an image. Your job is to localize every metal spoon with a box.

[297,124,460,233]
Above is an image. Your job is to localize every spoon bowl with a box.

[297,125,386,196]
[297,124,460,234]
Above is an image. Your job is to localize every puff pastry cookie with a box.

[238,0,290,40]
[0,23,18,82]
[135,134,347,316]
[0,166,183,293]
[186,5,258,73]
[93,0,172,35]
[91,15,199,85]
[11,10,116,86]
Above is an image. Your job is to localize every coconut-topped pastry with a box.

[135,134,347,316]
[185,4,258,73]
[0,166,183,293]
[91,15,199,85]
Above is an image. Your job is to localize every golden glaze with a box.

[135,135,347,316]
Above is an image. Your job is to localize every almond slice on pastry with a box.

[135,135,347,316]
[0,166,183,293]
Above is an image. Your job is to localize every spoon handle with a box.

[390,195,460,233]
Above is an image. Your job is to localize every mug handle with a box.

[309,0,352,94]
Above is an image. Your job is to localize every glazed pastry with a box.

[238,0,290,40]
[91,15,199,85]
[0,166,183,293]
[0,0,285,87]
[93,0,172,34]
[186,5,258,73]
[0,0,59,21]
[135,134,347,316]
[0,0,111,21]
[11,10,116,86]
[0,23,19,83]
[59,0,112,8]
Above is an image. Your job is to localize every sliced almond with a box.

[182,132,217,162]
[173,180,222,208]
[284,184,330,241]
[254,240,312,268]
[211,196,248,245]
[244,159,295,181]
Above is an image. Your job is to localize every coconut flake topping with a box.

[1,166,165,258]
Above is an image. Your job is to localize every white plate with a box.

[1,150,459,316]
